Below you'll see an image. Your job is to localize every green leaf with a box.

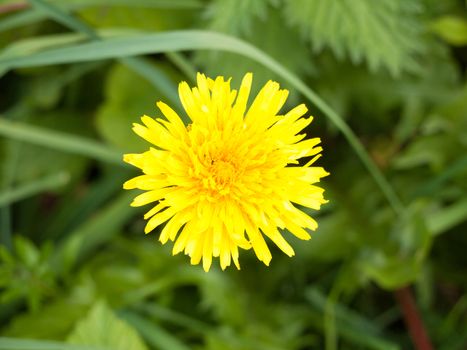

[95,62,182,151]
[285,0,426,76]
[359,204,433,289]
[67,301,148,350]
[431,16,467,46]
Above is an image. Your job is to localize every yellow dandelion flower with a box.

[123,73,329,271]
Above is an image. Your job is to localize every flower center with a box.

[211,159,236,185]
[202,157,239,196]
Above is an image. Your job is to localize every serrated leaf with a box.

[198,8,313,98]
[205,0,278,36]
[67,301,148,350]
[285,0,426,75]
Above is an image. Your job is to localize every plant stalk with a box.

[394,286,433,350]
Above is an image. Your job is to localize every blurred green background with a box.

[1,0,467,349]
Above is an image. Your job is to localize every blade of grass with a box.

[28,0,180,108]
[0,118,123,166]
[0,29,404,214]
[0,171,69,206]
[0,0,203,33]
[0,30,142,61]
[0,337,108,350]
[62,0,203,9]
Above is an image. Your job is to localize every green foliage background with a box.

[0,0,467,349]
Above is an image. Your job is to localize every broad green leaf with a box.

[431,16,467,46]
[95,62,182,151]
[67,301,148,350]
[305,210,359,262]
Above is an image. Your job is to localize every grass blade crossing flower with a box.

[123,73,329,271]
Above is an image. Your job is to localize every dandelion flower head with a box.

[123,73,329,271]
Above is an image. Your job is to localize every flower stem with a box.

[394,286,434,350]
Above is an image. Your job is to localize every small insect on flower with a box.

[123,73,329,271]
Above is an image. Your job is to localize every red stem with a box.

[394,286,434,350]
[0,2,29,15]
